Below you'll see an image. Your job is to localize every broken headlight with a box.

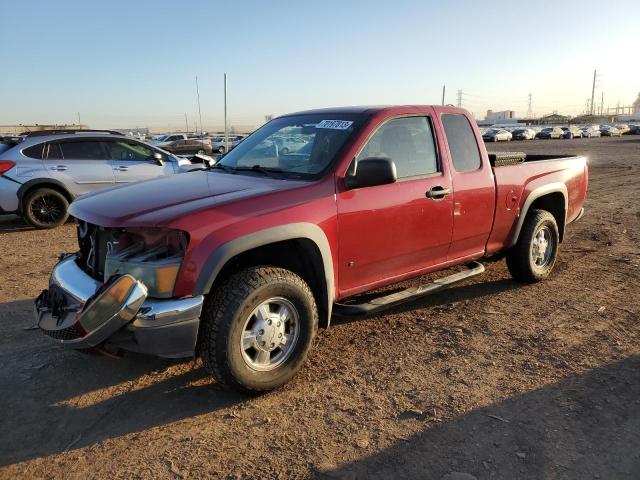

[103,228,188,298]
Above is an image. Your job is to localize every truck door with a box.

[337,114,454,296]
[440,113,496,260]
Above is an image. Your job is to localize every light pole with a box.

[224,73,228,152]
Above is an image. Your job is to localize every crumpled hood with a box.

[69,171,304,227]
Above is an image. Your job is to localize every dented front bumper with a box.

[35,255,203,358]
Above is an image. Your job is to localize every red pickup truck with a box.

[36,106,588,392]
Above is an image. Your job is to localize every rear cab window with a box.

[441,114,482,172]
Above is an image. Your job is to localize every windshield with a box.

[156,135,171,142]
[217,114,363,179]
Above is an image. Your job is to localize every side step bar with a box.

[333,261,485,316]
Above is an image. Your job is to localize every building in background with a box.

[535,113,571,125]
[485,110,516,121]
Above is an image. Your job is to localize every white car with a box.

[482,128,512,142]
[210,135,246,154]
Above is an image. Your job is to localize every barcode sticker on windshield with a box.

[316,120,353,130]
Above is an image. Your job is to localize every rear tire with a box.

[506,209,559,283]
[199,266,318,392]
[23,188,69,229]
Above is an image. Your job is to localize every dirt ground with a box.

[0,136,639,479]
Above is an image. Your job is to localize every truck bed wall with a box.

[486,156,587,255]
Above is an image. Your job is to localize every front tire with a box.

[217,146,226,154]
[199,266,318,392]
[23,188,69,229]
[506,209,559,283]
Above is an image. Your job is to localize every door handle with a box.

[50,165,68,171]
[113,166,129,171]
[426,186,450,200]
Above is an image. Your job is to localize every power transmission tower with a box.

[456,89,462,108]
[600,92,604,116]
[590,70,596,115]
[527,93,533,118]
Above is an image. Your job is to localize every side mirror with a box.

[344,157,397,190]
[153,152,164,166]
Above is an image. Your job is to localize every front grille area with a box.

[42,324,81,341]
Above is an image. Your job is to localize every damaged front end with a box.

[35,222,203,358]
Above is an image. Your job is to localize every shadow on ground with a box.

[0,214,33,233]
[319,355,640,480]
[0,300,247,466]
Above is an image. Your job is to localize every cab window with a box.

[356,116,438,179]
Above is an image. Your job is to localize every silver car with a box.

[0,130,204,228]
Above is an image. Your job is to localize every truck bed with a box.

[485,153,588,255]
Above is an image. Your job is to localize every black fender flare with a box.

[16,178,75,210]
[507,183,568,247]
[193,222,335,325]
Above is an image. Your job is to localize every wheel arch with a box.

[194,223,335,328]
[508,183,568,247]
[17,178,75,211]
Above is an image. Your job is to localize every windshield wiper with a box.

[209,163,237,174]
[234,165,284,178]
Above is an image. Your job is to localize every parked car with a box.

[536,127,564,139]
[209,135,245,154]
[162,138,213,155]
[600,126,622,137]
[482,128,512,142]
[614,124,630,135]
[275,135,309,153]
[35,106,588,392]
[149,133,190,147]
[511,128,536,140]
[629,125,640,135]
[562,126,583,139]
[0,130,207,228]
[580,126,601,138]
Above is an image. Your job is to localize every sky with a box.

[1,0,638,130]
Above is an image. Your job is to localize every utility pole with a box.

[456,89,462,108]
[195,76,204,141]
[527,93,533,118]
[224,73,228,152]
[441,85,446,105]
[590,69,597,116]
